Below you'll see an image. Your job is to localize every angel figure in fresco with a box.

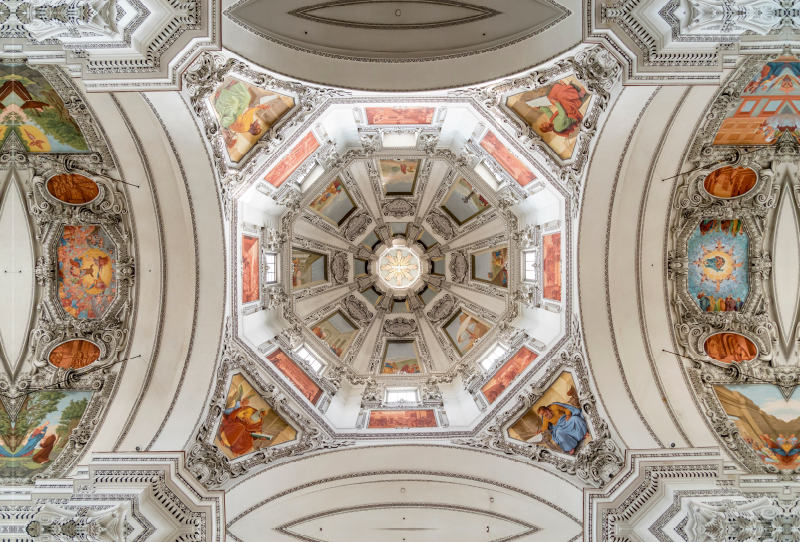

[535,81,587,136]
[534,403,588,455]
[219,385,272,458]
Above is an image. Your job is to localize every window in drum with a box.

[386,388,418,403]
[264,253,278,284]
[296,346,324,373]
[523,251,536,282]
[480,345,507,371]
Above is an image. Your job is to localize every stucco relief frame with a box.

[450,45,621,182]
[452,326,624,487]
[186,325,350,488]
[183,51,350,205]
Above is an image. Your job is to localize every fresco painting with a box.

[312,311,358,358]
[368,410,437,428]
[48,340,100,370]
[441,177,490,225]
[703,167,757,198]
[381,341,422,374]
[714,385,800,469]
[242,235,259,303]
[379,159,420,195]
[543,233,561,301]
[210,76,294,162]
[443,309,491,356]
[57,225,117,319]
[705,333,758,363]
[365,107,434,125]
[0,390,91,478]
[309,177,357,226]
[46,174,99,204]
[714,56,800,145]
[689,220,749,312]
[508,372,591,455]
[291,249,327,289]
[480,131,536,186]
[506,76,591,159]
[0,65,89,153]
[472,246,508,287]
[263,131,319,188]
[267,349,323,405]
[482,347,538,404]
[214,374,296,460]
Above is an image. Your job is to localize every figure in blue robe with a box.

[537,402,588,455]
[0,423,49,458]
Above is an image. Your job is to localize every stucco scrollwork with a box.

[449,250,468,283]
[383,317,417,337]
[426,294,455,324]
[382,198,415,218]
[344,295,373,325]
[187,322,354,488]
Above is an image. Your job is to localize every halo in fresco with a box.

[57,225,117,319]
[688,220,748,313]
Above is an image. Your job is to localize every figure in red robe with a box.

[537,81,587,136]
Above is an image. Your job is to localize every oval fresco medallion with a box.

[703,167,757,199]
[46,174,99,205]
[704,333,757,363]
[48,339,101,369]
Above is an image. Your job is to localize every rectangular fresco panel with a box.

[480,131,536,186]
[291,249,327,289]
[267,349,323,405]
[263,131,319,188]
[689,220,749,312]
[713,56,800,146]
[0,390,92,478]
[0,65,89,153]
[472,246,508,287]
[214,373,296,460]
[481,347,538,404]
[542,233,561,301]
[714,385,800,470]
[441,177,491,225]
[379,159,420,195]
[507,372,591,455]
[309,177,357,226]
[506,76,591,159]
[210,76,294,162]
[381,341,422,374]
[242,234,259,303]
[365,107,434,125]
[58,225,117,319]
[443,309,491,357]
[368,410,437,428]
[312,311,358,358]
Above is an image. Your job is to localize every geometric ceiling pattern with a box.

[2,1,800,541]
